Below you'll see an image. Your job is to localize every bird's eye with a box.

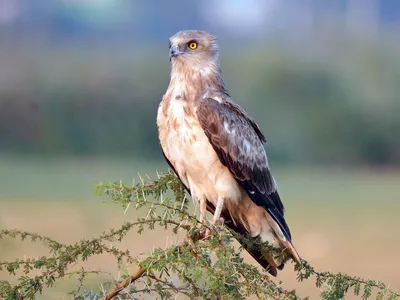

[188,41,198,50]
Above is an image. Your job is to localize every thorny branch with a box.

[104,267,146,300]
[0,171,399,300]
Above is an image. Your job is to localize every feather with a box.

[197,97,301,264]
[197,99,291,239]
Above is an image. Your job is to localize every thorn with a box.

[142,189,147,202]
[138,173,144,185]
[180,195,186,210]
[124,202,131,214]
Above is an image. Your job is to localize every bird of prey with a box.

[157,30,301,276]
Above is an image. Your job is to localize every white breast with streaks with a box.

[158,95,243,207]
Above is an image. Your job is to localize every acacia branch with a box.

[2,218,188,299]
[102,234,209,300]
[104,266,146,300]
[1,173,399,300]
[147,274,192,297]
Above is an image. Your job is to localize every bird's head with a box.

[168,30,219,69]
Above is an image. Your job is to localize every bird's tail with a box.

[260,213,301,269]
[205,202,297,277]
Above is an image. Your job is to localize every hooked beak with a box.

[169,44,182,61]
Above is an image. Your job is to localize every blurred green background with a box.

[0,1,399,299]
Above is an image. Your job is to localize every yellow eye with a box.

[188,41,198,50]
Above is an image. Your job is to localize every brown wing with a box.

[197,97,292,243]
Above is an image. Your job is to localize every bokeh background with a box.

[1,1,399,299]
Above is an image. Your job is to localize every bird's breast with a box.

[159,96,217,171]
[157,95,243,204]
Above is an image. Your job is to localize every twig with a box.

[103,233,207,300]
[8,218,182,298]
[103,244,188,299]
[104,267,146,300]
[147,274,192,297]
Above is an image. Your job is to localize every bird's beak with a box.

[169,44,182,61]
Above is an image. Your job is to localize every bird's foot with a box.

[212,216,225,227]
[202,217,224,240]
[190,217,225,242]
[193,226,212,241]
[191,230,207,241]
[189,222,209,242]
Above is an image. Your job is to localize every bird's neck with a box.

[167,61,229,103]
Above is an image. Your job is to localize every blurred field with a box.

[1,156,400,299]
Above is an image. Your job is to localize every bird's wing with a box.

[196,97,292,242]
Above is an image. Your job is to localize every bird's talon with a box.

[213,217,224,226]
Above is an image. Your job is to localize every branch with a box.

[0,218,188,299]
[104,241,202,299]
[147,274,192,297]
[0,229,64,253]
[1,172,399,300]
[104,267,146,300]
[297,260,400,299]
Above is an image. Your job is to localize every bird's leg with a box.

[203,197,225,238]
[212,197,224,225]
[199,197,207,224]
[193,197,208,241]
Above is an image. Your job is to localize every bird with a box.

[157,30,301,276]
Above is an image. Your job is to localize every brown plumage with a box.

[157,30,300,276]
